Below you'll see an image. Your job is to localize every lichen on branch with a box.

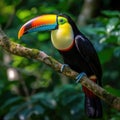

[0,28,120,111]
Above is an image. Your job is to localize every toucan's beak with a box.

[18,14,57,39]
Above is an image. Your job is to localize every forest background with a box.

[0,0,120,120]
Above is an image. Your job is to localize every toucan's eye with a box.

[60,19,64,23]
[58,17,67,25]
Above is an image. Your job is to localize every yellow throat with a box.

[51,22,74,51]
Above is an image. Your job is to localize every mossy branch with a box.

[0,28,120,111]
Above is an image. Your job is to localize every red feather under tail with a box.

[82,75,102,118]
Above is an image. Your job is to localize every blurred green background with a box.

[0,0,120,120]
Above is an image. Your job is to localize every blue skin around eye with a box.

[28,23,57,33]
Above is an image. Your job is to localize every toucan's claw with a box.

[76,72,87,83]
[60,64,69,72]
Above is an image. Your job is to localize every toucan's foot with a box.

[60,64,69,72]
[76,72,87,83]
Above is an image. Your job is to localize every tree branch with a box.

[0,28,120,111]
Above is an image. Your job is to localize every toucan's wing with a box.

[75,33,102,85]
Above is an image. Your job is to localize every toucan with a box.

[18,14,102,118]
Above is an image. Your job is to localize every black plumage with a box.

[59,14,102,118]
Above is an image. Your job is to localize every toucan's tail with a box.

[82,76,102,118]
[84,95,102,118]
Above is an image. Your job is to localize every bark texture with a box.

[0,28,120,111]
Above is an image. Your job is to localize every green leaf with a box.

[54,85,83,106]
[31,93,56,109]
[19,105,45,120]
[105,85,120,97]
[106,18,119,33]
[117,36,120,45]
[17,10,31,20]
[61,94,82,106]
[4,105,20,120]
[54,85,76,97]
[38,33,49,42]
[98,48,114,64]
[31,93,47,100]
[105,36,117,44]
[114,47,120,57]
[102,10,120,17]
[0,96,23,111]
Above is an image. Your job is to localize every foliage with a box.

[0,84,85,120]
[0,0,120,120]
[83,10,120,89]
